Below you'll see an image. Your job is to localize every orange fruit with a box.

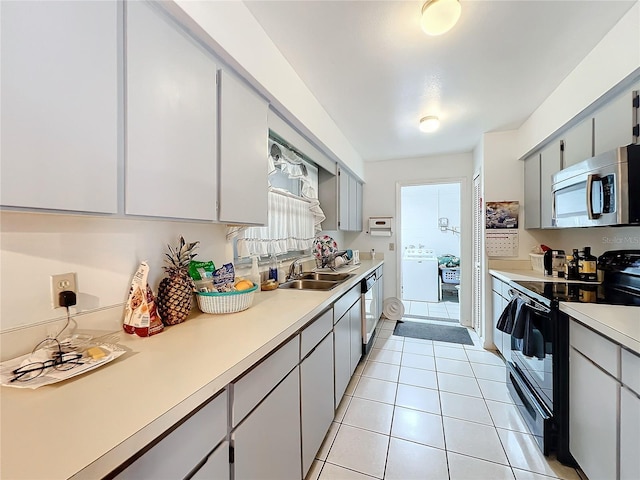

[235,280,253,291]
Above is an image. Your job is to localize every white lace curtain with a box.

[234,189,315,256]
[227,139,326,257]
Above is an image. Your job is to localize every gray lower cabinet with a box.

[233,368,301,480]
[114,391,227,479]
[569,346,618,480]
[620,386,640,480]
[490,276,510,361]
[349,298,363,374]
[568,319,631,480]
[300,333,334,476]
[334,310,352,407]
[191,441,230,480]
[491,289,504,356]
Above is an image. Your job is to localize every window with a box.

[230,137,325,262]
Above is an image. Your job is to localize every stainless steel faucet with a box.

[287,258,304,281]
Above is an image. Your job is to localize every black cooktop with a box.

[513,280,640,306]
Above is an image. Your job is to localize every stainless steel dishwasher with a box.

[361,270,380,354]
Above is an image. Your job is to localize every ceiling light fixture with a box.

[419,115,440,133]
[421,0,462,36]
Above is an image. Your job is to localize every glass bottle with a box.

[579,247,597,282]
[269,253,278,282]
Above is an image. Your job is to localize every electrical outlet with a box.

[50,272,77,308]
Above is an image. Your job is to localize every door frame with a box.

[395,177,469,326]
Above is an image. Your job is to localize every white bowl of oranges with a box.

[195,279,258,314]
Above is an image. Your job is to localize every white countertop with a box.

[0,260,382,480]
[490,269,640,354]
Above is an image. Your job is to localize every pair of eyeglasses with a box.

[11,338,85,383]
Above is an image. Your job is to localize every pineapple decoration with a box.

[157,236,199,326]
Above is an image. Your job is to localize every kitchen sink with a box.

[278,279,341,291]
[298,272,354,282]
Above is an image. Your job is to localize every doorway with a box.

[398,181,461,324]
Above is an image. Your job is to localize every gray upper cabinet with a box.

[523,153,541,229]
[339,169,363,231]
[540,142,561,228]
[594,80,640,155]
[319,167,363,232]
[0,0,119,213]
[218,71,269,225]
[125,1,218,220]
[561,117,593,168]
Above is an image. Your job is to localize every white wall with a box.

[0,211,230,332]
[401,183,461,258]
[346,153,473,325]
[517,2,640,158]
[482,131,543,259]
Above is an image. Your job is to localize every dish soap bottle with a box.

[269,253,278,282]
[249,255,261,287]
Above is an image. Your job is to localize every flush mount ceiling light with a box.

[419,115,440,133]
[421,0,462,36]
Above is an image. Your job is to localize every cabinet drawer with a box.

[301,308,333,360]
[570,320,619,378]
[622,348,640,395]
[115,390,227,479]
[334,285,361,323]
[491,276,509,298]
[233,336,299,425]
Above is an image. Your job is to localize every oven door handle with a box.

[508,365,551,419]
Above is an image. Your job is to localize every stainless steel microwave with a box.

[551,144,640,227]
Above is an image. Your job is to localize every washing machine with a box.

[402,247,439,302]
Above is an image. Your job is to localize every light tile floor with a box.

[403,300,460,321]
[305,319,583,480]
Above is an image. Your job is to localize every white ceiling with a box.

[244,0,636,162]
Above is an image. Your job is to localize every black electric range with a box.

[513,250,640,307]
[503,250,639,466]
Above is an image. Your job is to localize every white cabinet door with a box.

[0,1,118,213]
[300,334,334,477]
[594,81,640,155]
[191,442,230,480]
[218,71,269,225]
[334,312,351,408]
[349,298,363,374]
[569,348,618,480]
[620,386,640,480]
[234,368,301,480]
[540,142,561,228]
[523,153,541,229]
[125,1,217,220]
[562,118,593,168]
